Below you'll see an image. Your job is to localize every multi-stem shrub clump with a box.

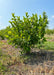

[7,12,48,54]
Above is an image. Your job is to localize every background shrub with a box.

[46,29,54,35]
[0,26,11,40]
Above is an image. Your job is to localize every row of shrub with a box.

[0,26,11,40]
[46,29,54,35]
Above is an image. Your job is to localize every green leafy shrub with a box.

[0,26,11,40]
[46,29,54,35]
[6,12,48,54]
[0,30,5,40]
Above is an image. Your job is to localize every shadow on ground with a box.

[21,50,54,65]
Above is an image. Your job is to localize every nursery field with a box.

[0,12,54,75]
[0,34,54,75]
[0,0,54,75]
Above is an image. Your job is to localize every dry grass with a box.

[45,34,54,42]
[0,39,54,75]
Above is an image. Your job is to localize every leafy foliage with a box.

[0,26,11,40]
[46,29,54,35]
[6,12,48,54]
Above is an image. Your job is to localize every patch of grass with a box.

[0,49,3,56]
[0,49,8,74]
[45,36,52,40]
[0,38,54,74]
[45,34,54,40]
[0,49,12,74]
[41,41,54,50]
[0,62,7,72]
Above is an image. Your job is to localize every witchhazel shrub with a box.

[6,12,48,54]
